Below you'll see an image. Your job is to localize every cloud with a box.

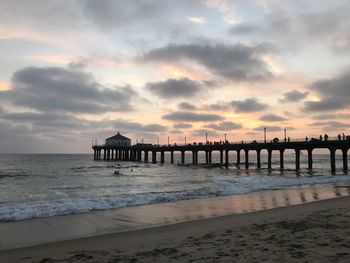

[0,66,137,114]
[309,121,350,131]
[142,43,274,81]
[231,98,268,112]
[253,125,282,132]
[146,78,201,99]
[187,17,206,24]
[192,129,219,138]
[260,114,288,122]
[173,123,192,129]
[1,111,89,130]
[312,113,350,120]
[162,111,224,122]
[303,69,350,112]
[230,23,260,34]
[206,121,242,131]
[112,119,167,133]
[299,7,350,52]
[178,102,197,111]
[83,0,165,30]
[169,129,183,134]
[280,90,308,102]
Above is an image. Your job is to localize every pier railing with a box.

[92,136,350,173]
[93,136,346,148]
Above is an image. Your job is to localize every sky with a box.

[1,0,350,153]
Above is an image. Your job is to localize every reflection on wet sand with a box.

[119,184,350,224]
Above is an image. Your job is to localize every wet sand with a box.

[1,195,350,262]
[1,184,349,251]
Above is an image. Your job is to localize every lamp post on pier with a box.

[264,127,267,143]
[206,132,208,144]
[284,129,287,142]
[185,137,187,145]
[168,136,169,145]
[224,133,227,143]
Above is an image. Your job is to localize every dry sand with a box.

[1,196,350,262]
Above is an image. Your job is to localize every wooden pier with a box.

[92,139,350,173]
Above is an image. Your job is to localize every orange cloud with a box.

[161,64,199,80]
[25,55,71,65]
[0,81,10,91]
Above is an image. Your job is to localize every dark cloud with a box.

[230,23,260,34]
[203,98,268,112]
[231,98,268,113]
[205,101,230,111]
[0,103,167,153]
[146,78,200,99]
[280,90,308,102]
[169,129,183,134]
[303,69,350,112]
[178,102,197,111]
[0,66,136,114]
[83,0,163,30]
[253,125,282,132]
[1,111,90,130]
[142,43,274,81]
[260,114,288,122]
[304,98,346,112]
[206,122,242,131]
[312,113,350,120]
[173,123,192,129]
[162,111,224,122]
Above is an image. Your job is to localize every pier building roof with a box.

[106,132,130,141]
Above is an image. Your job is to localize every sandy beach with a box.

[1,195,350,262]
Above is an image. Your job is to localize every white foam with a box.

[1,174,349,222]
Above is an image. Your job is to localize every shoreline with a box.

[0,184,349,250]
[1,195,350,262]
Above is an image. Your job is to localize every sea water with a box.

[0,152,349,222]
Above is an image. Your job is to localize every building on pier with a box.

[106,132,131,147]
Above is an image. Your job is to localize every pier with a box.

[92,139,350,173]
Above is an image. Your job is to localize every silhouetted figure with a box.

[114,170,120,175]
[338,134,341,141]
[306,136,308,142]
[288,137,290,142]
[130,169,133,172]
[324,134,328,141]
[320,135,323,141]
[342,133,346,140]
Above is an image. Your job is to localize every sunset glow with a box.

[0,0,349,153]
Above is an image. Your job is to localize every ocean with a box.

[0,153,349,222]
